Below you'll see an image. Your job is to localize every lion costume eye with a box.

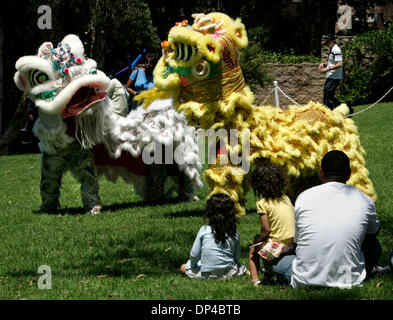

[29,70,49,86]
[192,60,210,79]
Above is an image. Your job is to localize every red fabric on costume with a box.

[92,144,147,176]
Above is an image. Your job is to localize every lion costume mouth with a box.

[62,86,107,118]
[173,42,198,62]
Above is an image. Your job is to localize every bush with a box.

[240,42,320,91]
[240,42,273,90]
[258,48,320,64]
[337,24,393,106]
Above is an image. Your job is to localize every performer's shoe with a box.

[88,205,102,215]
[178,195,200,202]
[251,280,261,286]
[370,265,391,275]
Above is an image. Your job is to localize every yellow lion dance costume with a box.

[137,12,376,217]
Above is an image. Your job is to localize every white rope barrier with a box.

[348,85,393,116]
[260,88,274,106]
[276,86,302,107]
[259,81,393,117]
[273,81,280,108]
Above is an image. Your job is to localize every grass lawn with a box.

[0,102,392,300]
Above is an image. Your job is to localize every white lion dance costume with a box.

[14,34,202,214]
[137,12,377,217]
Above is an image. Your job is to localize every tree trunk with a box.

[95,36,106,69]
[0,92,29,154]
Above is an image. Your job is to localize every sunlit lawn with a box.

[0,102,392,300]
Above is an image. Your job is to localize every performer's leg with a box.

[323,79,336,110]
[40,152,68,212]
[178,168,198,202]
[330,79,341,109]
[70,147,102,214]
[145,163,167,203]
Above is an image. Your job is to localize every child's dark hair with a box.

[145,52,158,65]
[205,193,237,244]
[251,162,286,200]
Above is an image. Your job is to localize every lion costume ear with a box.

[61,34,85,60]
[226,18,248,49]
[14,71,27,91]
[204,13,248,50]
[37,42,53,59]
[58,34,86,65]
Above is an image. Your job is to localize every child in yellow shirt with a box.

[248,161,295,285]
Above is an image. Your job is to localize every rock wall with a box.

[254,63,325,108]
[254,35,356,109]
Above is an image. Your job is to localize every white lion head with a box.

[14,34,110,117]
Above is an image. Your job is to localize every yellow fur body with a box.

[136,13,376,217]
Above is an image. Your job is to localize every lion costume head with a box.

[14,34,110,118]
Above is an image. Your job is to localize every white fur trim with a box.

[103,97,202,190]
[14,56,58,91]
[13,72,25,91]
[33,112,74,154]
[61,34,85,62]
[15,55,58,79]
[36,71,110,114]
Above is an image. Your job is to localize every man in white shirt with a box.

[319,34,343,110]
[290,150,381,288]
[266,150,383,287]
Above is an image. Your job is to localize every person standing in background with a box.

[126,53,158,112]
[319,34,343,111]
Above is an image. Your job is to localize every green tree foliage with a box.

[0,0,160,149]
[2,0,390,148]
[85,0,161,73]
[338,23,393,105]
[238,0,338,56]
[240,43,273,90]
[2,0,160,89]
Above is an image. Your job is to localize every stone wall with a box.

[254,35,357,108]
[254,63,325,108]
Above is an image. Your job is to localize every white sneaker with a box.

[192,195,200,201]
[252,280,262,287]
[89,205,102,215]
[370,265,390,275]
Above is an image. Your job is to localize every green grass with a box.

[0,102,392,300]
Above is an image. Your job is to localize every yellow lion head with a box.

[153,13,249,106]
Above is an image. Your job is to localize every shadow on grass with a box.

[33,225,197,278]
[5,269,40,278]
[164,208,205,218]
[32,198,202,216]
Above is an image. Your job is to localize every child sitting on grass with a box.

[180,193,248,280]
[249,162,295,285]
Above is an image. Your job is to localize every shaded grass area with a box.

[0,102,392,300]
